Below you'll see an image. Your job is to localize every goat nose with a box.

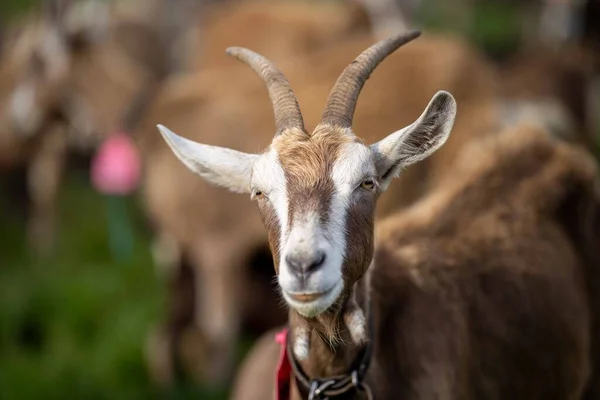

[285,251,326,275]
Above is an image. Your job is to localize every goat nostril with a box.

[285,254,301,272]
[308,252,326,272]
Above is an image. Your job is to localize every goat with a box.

[158,31,598,399]
[229,121,600,400]
[139,28,499,387]
[0,9,79,250]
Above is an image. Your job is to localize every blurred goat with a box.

[0,0,183,253]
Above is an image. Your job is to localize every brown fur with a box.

[284,32,500,214]
[496,44,598,149]
[230,326,285,400]
[189,0,370,70]
[232,124,600,399]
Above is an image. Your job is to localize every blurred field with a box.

[0,168,165,398]
[0,165,252,398]
[0,1,232,398]
[0,0,598,399]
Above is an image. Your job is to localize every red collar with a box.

[275,328,292,400]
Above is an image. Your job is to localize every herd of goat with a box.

[1,0,600,398]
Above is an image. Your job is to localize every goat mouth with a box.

[283,281,344,317]
[286,287,333,303]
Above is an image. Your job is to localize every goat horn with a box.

[320,30,421,128]
[226,47,305,135]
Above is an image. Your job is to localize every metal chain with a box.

[308,379,336,400]
[307,372,374,400]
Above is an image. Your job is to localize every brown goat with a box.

[230,122,600,399]
[139,29,499,386]
[159,32,598,399]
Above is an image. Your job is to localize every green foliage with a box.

[1,0,39,19]
[0,172,168,399]
[0,166,239,399]
[417,0,522,59]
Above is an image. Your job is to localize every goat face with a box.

[158,32,457,318]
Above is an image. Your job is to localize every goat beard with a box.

[290,291,367,359]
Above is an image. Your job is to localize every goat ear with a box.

[157,125,258,194]
[370,90,457,190]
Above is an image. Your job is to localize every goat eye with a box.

[251,189,265,200]
[361,179,375,190]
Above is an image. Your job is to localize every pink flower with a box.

[90,132,141,195]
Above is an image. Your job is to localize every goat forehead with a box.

[332,142,377,189]
[268,133,374,228]
[253,149,286,193]
[273,131,361,188]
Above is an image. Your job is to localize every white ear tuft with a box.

[157,124,258,194]
[371,90,457,189]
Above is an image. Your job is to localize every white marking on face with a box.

[259,140,376,317]
[252,147,288,240]
[9,81,41,136]
[330,140,376,258]
[278,203,345,316]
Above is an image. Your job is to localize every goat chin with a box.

[282,280,344,319]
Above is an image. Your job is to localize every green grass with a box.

[1,0,39,20]
[0,171,210,399]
